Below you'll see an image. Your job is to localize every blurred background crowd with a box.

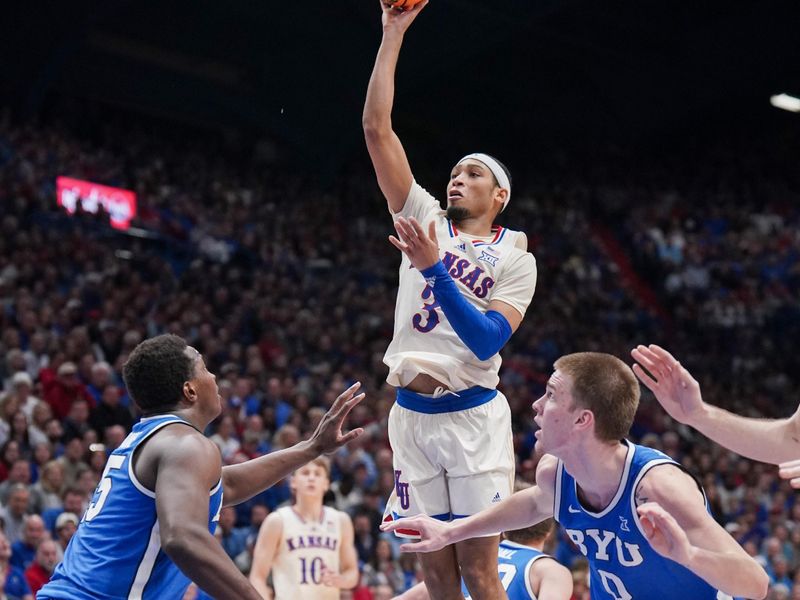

[0,104,799,600]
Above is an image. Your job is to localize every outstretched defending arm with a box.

[381,455,557,552]
[221,383,364,506]
[363,1,429,213]
[632,344,800,466]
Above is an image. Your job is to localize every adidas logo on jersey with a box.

[492,492,501,503]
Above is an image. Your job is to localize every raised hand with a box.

[389,216,440,271]
[309,382,365,455]
[379,0,429,37]
[637,502,692,566]
[379,514,450,553]
[631,344,705,425]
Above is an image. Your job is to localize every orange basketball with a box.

[386,0,425,11]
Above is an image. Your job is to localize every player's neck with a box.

[451,215,495,237]
[563,440,628,511]
[147,407,207,433]
[293,497,324,521]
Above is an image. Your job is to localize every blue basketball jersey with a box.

[39,415,224,600]
[555,441,731,600]
[462,540,550,599]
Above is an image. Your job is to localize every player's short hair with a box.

[554,352,640,442]
[122,334,196,414]
[504,518,555,544]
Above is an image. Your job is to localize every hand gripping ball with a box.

[386,0,425,11]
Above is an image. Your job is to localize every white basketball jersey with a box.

[385,181,538,391]
[271,506,342,600]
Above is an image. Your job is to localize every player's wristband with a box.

[420,261,512,360]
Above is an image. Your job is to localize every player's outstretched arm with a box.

[155,433,264,600]
[635,465,768,600]
[221,383,365,506]
[632,344,800,464]
[249,512,282,599]
[531,557,573,600]
[363,1,428,213]
[381,455,557,552]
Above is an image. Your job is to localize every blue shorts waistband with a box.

[395,386,497,414]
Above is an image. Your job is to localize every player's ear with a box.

[574,409,594,431]
[183,380,197,404]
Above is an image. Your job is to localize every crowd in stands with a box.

[0,105,798,599]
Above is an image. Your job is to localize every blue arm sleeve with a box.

[420,260,513,361]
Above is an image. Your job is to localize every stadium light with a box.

[770,93,800,113]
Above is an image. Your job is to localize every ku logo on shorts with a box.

[394,470,410,510]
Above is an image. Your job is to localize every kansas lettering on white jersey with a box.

[385,181,538,391]
[271,506,343,600]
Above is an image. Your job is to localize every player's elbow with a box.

[728,564,768,600]
[474,348,496,361]
[749,567,769,600]
[362,116,391,140]
[161,525,208,561]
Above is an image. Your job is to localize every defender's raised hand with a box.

[309,382,365,455]
[631,344,705,425]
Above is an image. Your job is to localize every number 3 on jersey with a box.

[84,454,125,522]
[412,284,440,333]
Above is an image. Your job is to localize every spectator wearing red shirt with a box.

[24,539,58,595]
[41,363,93,420]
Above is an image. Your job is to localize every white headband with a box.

[457,153,511,212]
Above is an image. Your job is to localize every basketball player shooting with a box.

[363,2,538,598]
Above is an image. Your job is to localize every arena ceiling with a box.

[2,1,799,172]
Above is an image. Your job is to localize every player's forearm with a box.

[682,545,768,599]
[363,33,404,133]
[222,440,317,506]
[163,527,262,600]
[691,404,800,464]
[448,490,540,544]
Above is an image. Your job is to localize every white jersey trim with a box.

[128,520,161,599]
[553,460,563,523]
[572,441,635,519]
[523,553,549,600]
[127,417,189,499]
